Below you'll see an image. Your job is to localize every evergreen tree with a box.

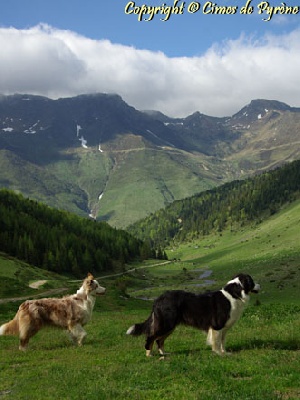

[0,189,145,275]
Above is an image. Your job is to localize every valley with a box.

[0,195,299,399]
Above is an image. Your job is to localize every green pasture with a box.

[0,300,299,400]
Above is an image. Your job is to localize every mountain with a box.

[0,94,299,227]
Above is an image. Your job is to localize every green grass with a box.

[0,302,299,400]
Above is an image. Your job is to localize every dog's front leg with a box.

[69,324,87,346]
[220,329,228,354]
[209,329,224,355]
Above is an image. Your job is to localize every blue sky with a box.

[2,0,299,56]
[0,0,300,116]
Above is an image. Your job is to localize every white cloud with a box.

[1,24,300,117]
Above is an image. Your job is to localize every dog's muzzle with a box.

[96,286,106,295]
[252,283,261,293]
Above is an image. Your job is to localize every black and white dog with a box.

[126,273,260,356]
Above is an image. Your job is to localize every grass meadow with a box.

[1,200,300,399]
[0,300,299,400]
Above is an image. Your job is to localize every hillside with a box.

[1,94,300,227]
[0,189,157,278]
[128,160,300,246]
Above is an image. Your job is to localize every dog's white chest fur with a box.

[221,289,249,328]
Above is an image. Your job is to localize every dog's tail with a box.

[0,315,19,336]
[126,313,153,336]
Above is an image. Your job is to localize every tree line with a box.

[128,160,300,246]
[0,190,165,277]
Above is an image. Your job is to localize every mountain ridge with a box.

[1,94,299,227]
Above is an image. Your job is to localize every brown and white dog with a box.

[127,273,260,357]
[0,273,105,350]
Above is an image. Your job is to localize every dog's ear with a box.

[87,272,94,281]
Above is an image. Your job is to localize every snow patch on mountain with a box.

[79,136,88,148]
[76,125,82,137]
[24,121,40,134]
[76,124,88,148]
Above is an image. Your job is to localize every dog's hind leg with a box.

[156,330,174,357]
[156,337,166,356]
[19,335,30,351]
[18,315,39,351]
[19,327,39,351]
[145,336,155,357]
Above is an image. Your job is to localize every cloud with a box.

[1,24,300,117]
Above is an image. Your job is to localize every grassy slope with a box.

[0,200,299,399]
[0,150,88,216]
[126,200,300,304]
[47,149,114,217]
[165,199,300,304]
[93,147,217,228]
[0,254,70,299]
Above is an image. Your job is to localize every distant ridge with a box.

[1,94,299,227]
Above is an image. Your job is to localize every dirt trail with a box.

[29,280,48,289]
[97,261,171,280]
[0,261,172,304]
